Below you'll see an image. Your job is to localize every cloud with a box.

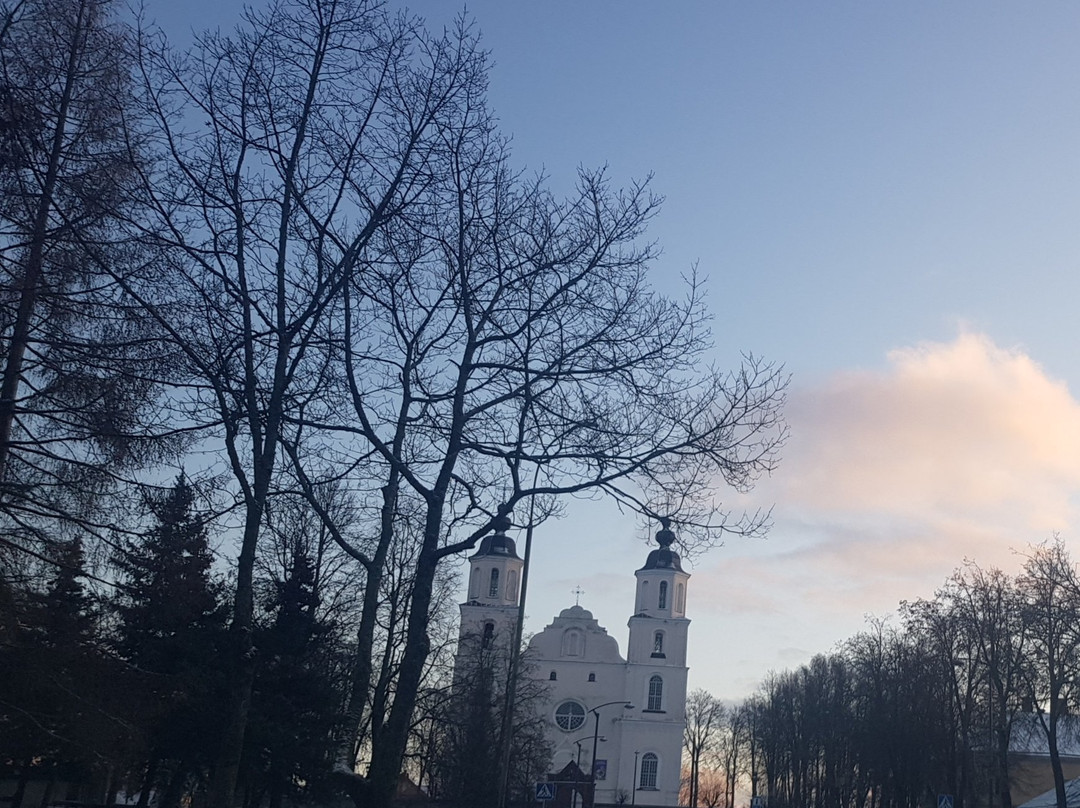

[699,332,1080,624]
[786,332,1080,521]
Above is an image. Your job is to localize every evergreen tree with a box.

[1,537,141,808]
[111,475,226,808]
[243,546,341,808]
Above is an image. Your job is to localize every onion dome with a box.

[638,516,684,572]
[469,513,520,559]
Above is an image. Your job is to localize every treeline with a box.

[0,0,788,807]
[683,541,1080,808]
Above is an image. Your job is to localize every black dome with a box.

[470,531,520,560]
[638,517,684,572]
[640,546,684,572]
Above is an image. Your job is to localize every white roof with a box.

[1017,778,1080,808]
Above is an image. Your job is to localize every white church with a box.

[458,519,690,806]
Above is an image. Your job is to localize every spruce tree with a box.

[244,547,341,808]
[112,475,225,807]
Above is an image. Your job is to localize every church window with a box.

[588,672,596,682]
[562,629,583,657]
[647,675,663,711]
[482,622,494,649]
[639,753,658,789]
[508,569,519,601]
[676,583,685,613]
[550,670,557,681]
[653,631,664,656]
[554,700,586,731]
[640,580,648,610]
[658,581,668,609]
[470,567,480,598]
[489,568,499,598]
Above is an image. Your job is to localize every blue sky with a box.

[150,1,1080,701]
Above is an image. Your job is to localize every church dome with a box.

[469,531,520,559]
[637,518,685,572]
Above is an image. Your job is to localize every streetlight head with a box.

[624,703,635,709]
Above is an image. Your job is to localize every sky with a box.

[149,1,1080,702]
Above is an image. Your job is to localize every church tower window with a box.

[639,753,658,789]
[489,568,499,598]
[470,567,480,598]
[482,622,494,649]
[653,631,664,657]
[508,569,519,601]
[549,670,557,680]
[658,580,668,609]
[676,582,685,613]
[647,675,663,711]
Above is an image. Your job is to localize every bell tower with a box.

[627,518,690,665]
[456,516,523,662]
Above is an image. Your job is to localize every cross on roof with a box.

[572,585,584,605]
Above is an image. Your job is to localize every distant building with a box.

[455,519,690,807]
[1007,714,1080,808]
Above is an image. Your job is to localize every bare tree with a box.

[118,3,491,806]
[0,0,172,552]
[684,689,725,808]
[330,114,787,806]
[944,562,1027,808]
[1016,540,1080,808]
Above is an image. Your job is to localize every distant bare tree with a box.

[1017,540,1080,808]
[684,689,725,808]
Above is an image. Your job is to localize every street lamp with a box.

[588,701,633,808]
[574,735,606,770]
[571,735,604,808]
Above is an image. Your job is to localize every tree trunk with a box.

[136,757,160,808]
[0,0,88,481]
[363,503,443,808]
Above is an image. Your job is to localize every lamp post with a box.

[575,736,606,770]
[572,736,604,808]
[587,701,633,808]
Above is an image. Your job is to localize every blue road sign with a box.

[939,794,954,808]
[535,782,556,801]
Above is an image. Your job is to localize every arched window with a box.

[639,580,649,610]
[507,569,519,601]
[470,567,480,598]
[482,622,494,649]
[562,629,583,657]
[549,670,557,681]
[676,583,685,613]
[488,568,499,598]
[588,672,596,682]
[639,753,658,789]
[653,631,664,656]
[647,675,663,711]
[658,580,668,609]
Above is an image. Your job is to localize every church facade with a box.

[457,521,690,806]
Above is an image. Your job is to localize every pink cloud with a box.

[785,332,1080,524]
[696,332,1080,625]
